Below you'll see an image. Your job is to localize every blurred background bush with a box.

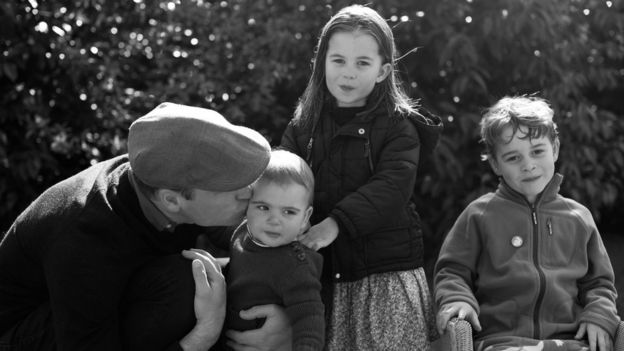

[1,0,623,300]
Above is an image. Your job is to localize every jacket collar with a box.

[498,173,563,207]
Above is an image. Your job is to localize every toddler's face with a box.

[489,125,559,204]
[246,180,312,247]
[324,30,391,107]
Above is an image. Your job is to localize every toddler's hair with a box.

[480,95,559,160]
[294,4,417,129]
[258,149,315,205]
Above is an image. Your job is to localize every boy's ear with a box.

[376,63,392,83]
[488,157,502,176]
[553,139,560,162]
[299,206,314,234]
[303,206,313,223]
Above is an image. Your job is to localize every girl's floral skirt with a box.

[325,267,439,351]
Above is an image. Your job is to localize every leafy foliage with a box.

[2,0,623,268]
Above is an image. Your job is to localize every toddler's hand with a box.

[298,217,338,251]
[436,301,481,335]
[575,322,612,351]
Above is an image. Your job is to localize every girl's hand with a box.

[436,301,481,336]
[575,322,613,351]
[298,217,339,251]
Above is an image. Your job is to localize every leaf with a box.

[2,64,18,82]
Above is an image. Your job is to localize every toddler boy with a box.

[225,149,324,351]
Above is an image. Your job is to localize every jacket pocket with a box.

[541,217,586,268]
[364,225,417,266]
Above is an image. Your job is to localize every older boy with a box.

[226,150,324,351]
[434,96,619,351]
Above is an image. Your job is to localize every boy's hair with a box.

[480,95,559,160]
[294,4,417,130]
[257,150,315,205]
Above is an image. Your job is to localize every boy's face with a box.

[489,125,559,204]
[246,179,313,247]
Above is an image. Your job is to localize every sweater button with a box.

[335,273,341,279]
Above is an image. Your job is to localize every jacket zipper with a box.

[305,137,314,165]
[364,140,374,173]
[531,204,546,339]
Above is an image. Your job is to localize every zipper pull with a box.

[364,140,370,158]
[547,218,552,235]
[532,211,537,225]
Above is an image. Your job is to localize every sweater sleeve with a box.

[576,209,620,338]
[279,251,325,351]
[0,180,132,351]
[433,204,482,314]
[43,227,132,351]
[330,117,420,238]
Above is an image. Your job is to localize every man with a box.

[0,102,291,350]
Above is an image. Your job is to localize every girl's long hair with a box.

[293,4,418,130]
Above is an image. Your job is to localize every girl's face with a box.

[324,30,391,107]
[489,125,559,204]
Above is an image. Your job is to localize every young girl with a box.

[280,5,443,350]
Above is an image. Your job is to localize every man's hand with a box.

[575,322,613,351]
[298,217,338,251]
[179,249,228,351]
[436,301,481,335]
[225,304,292,351]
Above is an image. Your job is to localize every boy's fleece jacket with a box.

[435,174,620,344]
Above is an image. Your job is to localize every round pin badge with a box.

[511,235,523,248]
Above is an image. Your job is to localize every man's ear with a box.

[155,189,183,213]
[376,63,392,83]
[488,157,502,176]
